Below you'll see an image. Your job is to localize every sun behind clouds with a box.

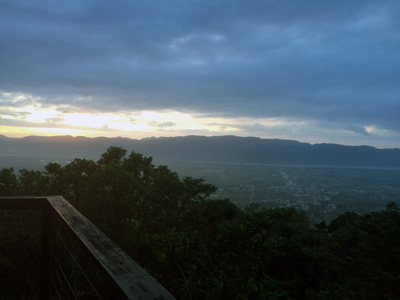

[0,101,242,138]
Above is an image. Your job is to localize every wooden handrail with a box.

[0,196,176,300]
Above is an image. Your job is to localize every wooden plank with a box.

[46,196,176,300]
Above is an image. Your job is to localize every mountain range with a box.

[1,135,400,168]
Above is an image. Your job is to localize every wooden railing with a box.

[0,196,176,300]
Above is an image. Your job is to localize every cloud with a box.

[45,117,65,123]
[156,122,176,128]
[0,0,399,147]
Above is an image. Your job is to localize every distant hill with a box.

[1,135,400,168]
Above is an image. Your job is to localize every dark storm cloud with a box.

[1,0,399,133]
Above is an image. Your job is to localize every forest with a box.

[1,147,400,299]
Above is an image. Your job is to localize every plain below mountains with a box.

[1,135,400,169]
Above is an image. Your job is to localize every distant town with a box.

[167,162,400,222]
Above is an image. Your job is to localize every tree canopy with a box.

[1,147,400,299]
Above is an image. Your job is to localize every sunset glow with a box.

[2,95,399,148]
[0,97,247,138]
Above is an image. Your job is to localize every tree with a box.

[63,158,99,206]
[97,146,127,166]
[18,169,46,195]
[43,162,66,195]
[0,168,18,196]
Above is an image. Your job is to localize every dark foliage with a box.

[1,147,400,299]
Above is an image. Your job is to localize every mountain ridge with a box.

[1,135,399,168]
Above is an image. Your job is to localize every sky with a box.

[0,0,399,149]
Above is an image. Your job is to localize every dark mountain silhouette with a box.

[1,135,400,168]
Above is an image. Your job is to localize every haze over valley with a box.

[1,134,399,222]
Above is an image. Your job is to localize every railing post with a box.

[40,205,55,300]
